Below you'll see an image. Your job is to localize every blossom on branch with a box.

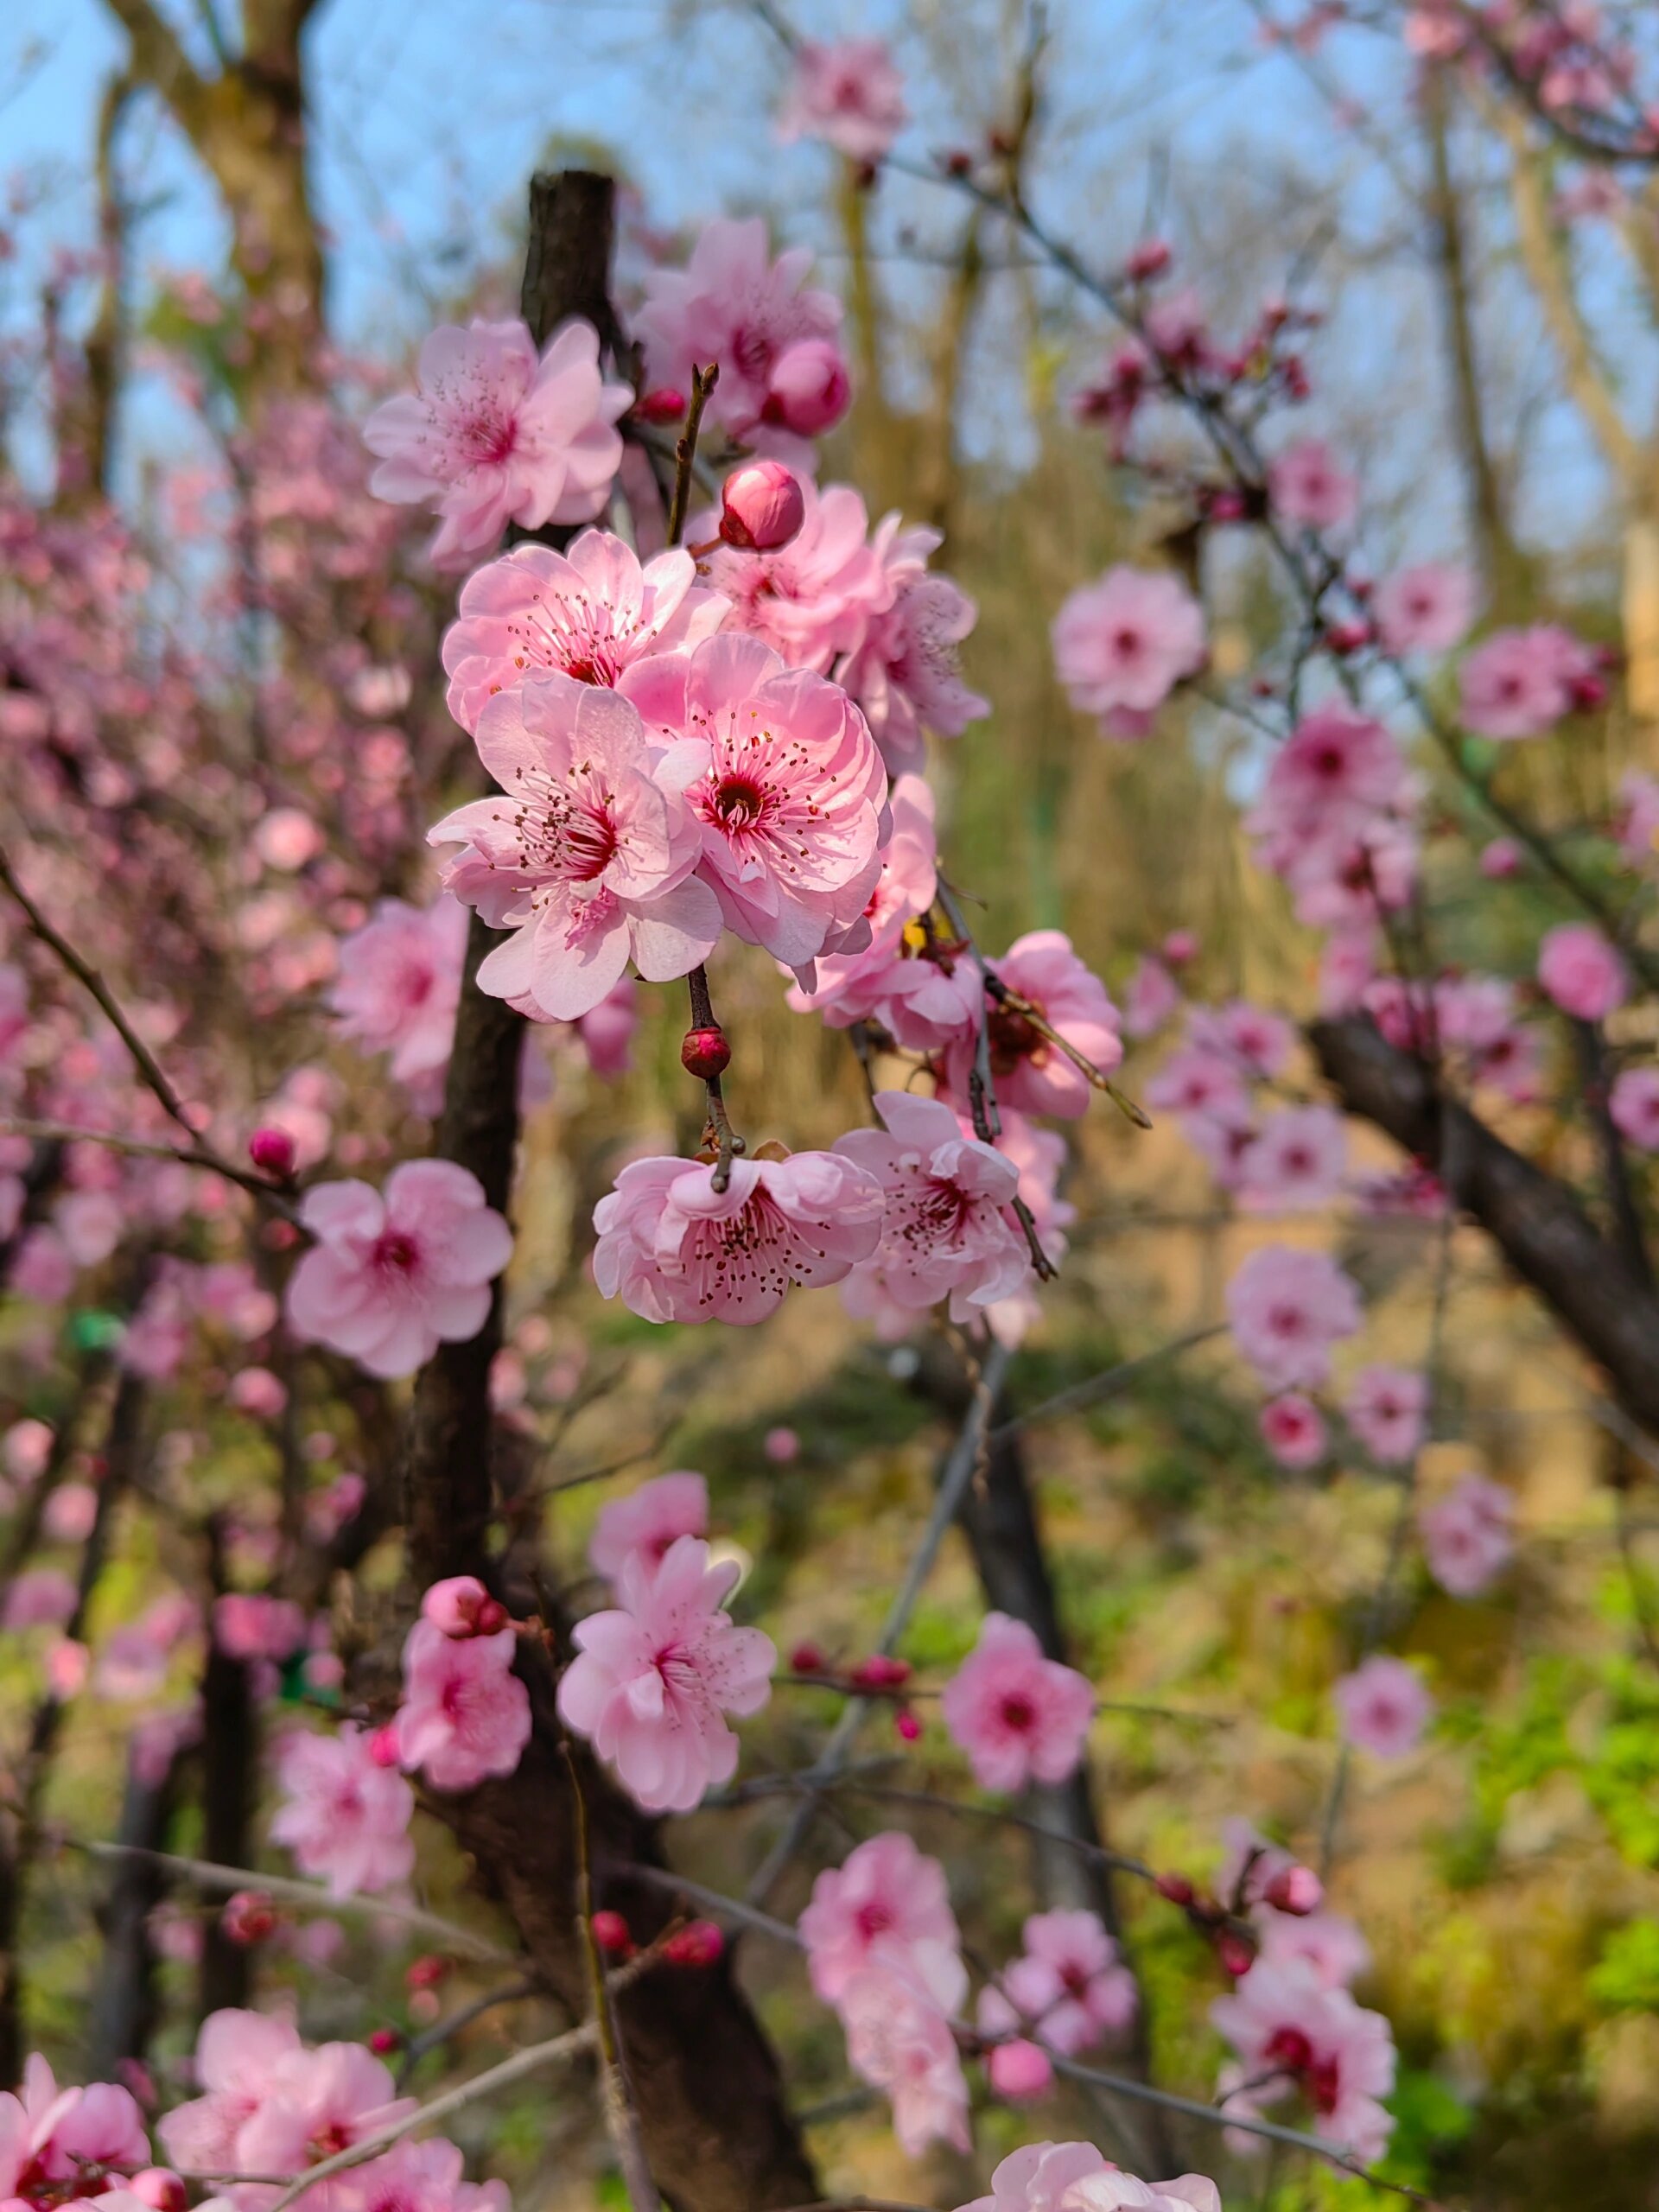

[941,1612,1093,1792]
[591,1148,885,1325]
[270,1722,416,1898]
[955,2140,1221,2212]
[1051,565,1205,739]
[363,317,630,566]
[777,38,909,162]
[556,1533,775,1811]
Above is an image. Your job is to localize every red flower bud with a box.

[248,1126,297,1178]
[635,386,688,423]
[719,461,805,553]
[1154,1872,1197,1908]
[1324,620,1372,655]
[681,1025,732,1080]
[366,2028,402,2056]
[1216,1930,1256,1979]
[405,1954,448,1990]
[367,1721,401,1769]
[663,1919,725,1967]
[894,1707,922,1743]
[850,1653,912,1692]
[592,1909,634,1956]
[790,1642,826,1675]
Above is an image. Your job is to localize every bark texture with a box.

[1312,1015,1659,1434]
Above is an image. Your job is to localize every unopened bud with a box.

[680,1025,732,1081]
[894,1707,922,1743]
[790,1642,825,1675]
[1324,619,1372,655]
[223,1891,277,1946]
[719,461,805,553]
[663,1919,724,1967]
[422,1574,507,1639]
[406,1954,448,1991]
[130,2173,187,2212]
[850,1653,912,1692]
[367,1721,402,1768]
[248,1126,296,1178]
[1264,1865,1323,1916]
[592,1909,634,1956]
[1154,1872,1197,1908]
[762,340,850,439]
[1126,238,1172,281]
[1216,1930,1255,1979]
[635,386,687,423]
[366,2028,402,2056]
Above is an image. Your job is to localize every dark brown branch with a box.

[1312,1014,1659,1435]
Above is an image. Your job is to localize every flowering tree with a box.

[5,4,1659,2210]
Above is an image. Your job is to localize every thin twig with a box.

[988,1325,1228,1444]
[664,362,719,549]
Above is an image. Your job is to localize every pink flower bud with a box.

[130,2174,187,2212]
[762,339,851,438]
[894,1707,922,1743]
[763,1425,800,1464]
[790,1642,826,1675]
[1480,837,1523,880]
[406,1953,448,1990]
[1264,1864,1323,1916]
[1324,619,1372,655]
[1216,1929,1255,1979]
[636,386,688,423]
[367,2028,402,2056]
[850,1653,912,1692]
[1155,1871,1197,1907]
[367,1722,402,1768]
[223,1891,277,1946]
[987,2037,1054,2101]
[1126,238,1173,281]
[663,1919,724,1967]
[592,1909,634,1956]
[248,1126,297,1178]
[719,461,805,553]
[1160,930,1198,968]
[422,1574,506,1639]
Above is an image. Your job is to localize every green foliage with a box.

[1587,1920,1659,2014]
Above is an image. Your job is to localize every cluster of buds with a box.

[591,1910,725,1968]
[790,1644,921,1742]
[1154,1844,1322,1981]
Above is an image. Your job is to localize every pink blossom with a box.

[362,317,630,566]
[588,1471,709,1583]
[1122,956,1181,1039]
[555,1534,775,1811]
[838,1963,970,2158]
[637,219,845,464]
[227,2038,416,2206]
[777,38,909,162]
[156,2009,304,2178]
[1144,1043,1255,1165]
[799,1831,963,2006]
[7,2056,149,2187]
[270,1724,414,1898]
[719,460,808,551]
[430,676,721,1022]
[1246,708,1413,895]
[10,1228,74,1305]
[441,531,725,734]
[1051,567,1205,737]
[1536,921,1628,1021]
[761,341,851,441]
[420,1575,505,1638]
[839,518,988,772]
[1226,1245,1362,1391]
[1238,1105,1346,1211]
[1480,836,1523,879]
[941,1612,1093,1793]
[45,1483,95,1543]
[697,480,888,674]
[625,632,889,975]
[394,1618,531,1792]
[941,931,1122,1121]
[2,1419,53,1484]
[1254,1907,1372,1989]
[54,1189,124,1267]
[1268,438,1358,531]
[335,2139,507,2212]
[1213,1960,1395,2162]
[982,1111,1078,1349]
[1259,1393,1327,1470]
[254,806,324,873]
[1459,624,1598,740]
[1333,1654,1433,1758]
[994,1909,1136,2056]
[957,2141,1221,2212]
[2,1570,77,1633]
[981,2034,1054,2102]
[1611,1067,1659,1148]
[286,1162,513,1381]
[1420,1474,1513,1598]
[213,1592,307,1663]
[227,1367,287,1420]
[329,897,466,1095]
[593,1147,883,1325]
[835,1090,1030,1333]
[1373,563,1476,656]
[1343,1365,1427,1465]
[1616,769,1659,864]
